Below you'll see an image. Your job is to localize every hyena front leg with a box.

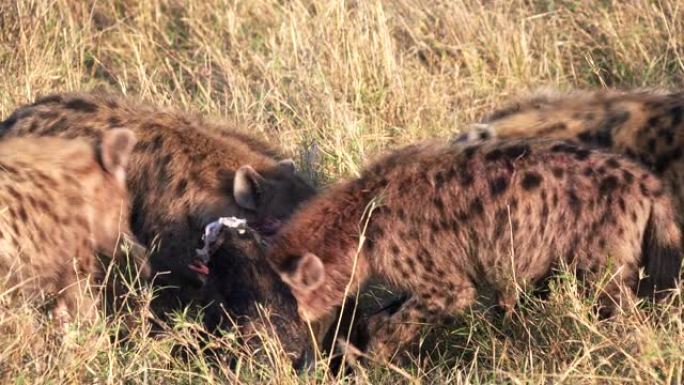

[366,276,477,362]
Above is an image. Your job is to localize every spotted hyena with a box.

[199,219,311,369]
[0,92,316,315]
[455,88,684,237]
[0,130,148,323]
[267,139,682,361]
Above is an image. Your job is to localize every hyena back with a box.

[0,130,147,323]
[456,89,684,239]
[0,93,316,315]
[268,139,682,360]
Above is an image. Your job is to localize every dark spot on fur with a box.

[541,201,549,219]
[469,197,484,216]
[150,134,164,151]
[599,176,619,196]
[64,98,98,113]
[490,176,509,196]
[6,186,22,201]
[485,149,503,162]
[550,142,590,159]
[17,206,28,222]
[594,130,613,147]
[27,121,39,133]
[583,167,594,177]
[107,116,122,127]
[459,170,474,187]
[567,190,582,216]
[574,148,590,160]
[605,158,620,168]
[552,167,564,179]
[0,114,17,132]
[456,210,468,222]
[502,144,530,159]
[45,117,68,134]
[521,172,543,190]
[37,110,58,120]
[434,171,446,189]
[432,197,445,211]
[622,170,634,184]
[463,145,480,160]
[597,110,629,141]
[176,178,188,195]
[494,209,507,239]
[577,131,593,143]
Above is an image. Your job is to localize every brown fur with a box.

[0,131,147,323]
[200,223,311,368]
[0,92,316,312]
[457,88,684,241]
[268,139,682,360]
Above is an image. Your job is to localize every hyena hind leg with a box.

[366,278,477,362]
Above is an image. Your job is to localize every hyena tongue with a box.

[188,260,210,276]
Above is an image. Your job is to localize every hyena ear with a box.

[283,252,325,292]
[234,165,265,211]
[452,123,496,143]
[278,158,296,174]
[100,129,137,182]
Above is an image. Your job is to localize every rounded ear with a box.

[284,252,325,292]
[234,165,265,211]
[278,158,296,174]
[100,129,137,181]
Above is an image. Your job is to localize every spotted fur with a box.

[0,92,316,314]
[268,139,682,361]
[0,130,147,323]
[456,88,684,243]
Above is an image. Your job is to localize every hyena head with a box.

[233,159,316,234]
[202,223,312,369]
[92,129,149,275]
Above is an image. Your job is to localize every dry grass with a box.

[1,0,684,383]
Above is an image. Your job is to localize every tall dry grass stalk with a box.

[1,0,683,383]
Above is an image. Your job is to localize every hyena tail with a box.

[637,196,683,300]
